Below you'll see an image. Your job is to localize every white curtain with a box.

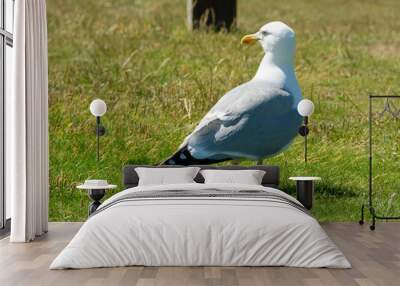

[8,0,49,242]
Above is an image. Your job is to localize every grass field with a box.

[47,0,400,222]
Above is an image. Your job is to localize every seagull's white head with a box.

[241,21,296,64]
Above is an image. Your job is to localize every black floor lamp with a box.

[297,99,315,162]
[89,99,107,161]
[359,95,400,230]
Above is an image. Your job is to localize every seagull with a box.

[163,21,303,165]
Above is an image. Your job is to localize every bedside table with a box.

[289,177,321,210]
[77,180,117,216]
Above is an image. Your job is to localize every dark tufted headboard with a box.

[123,165,280,189]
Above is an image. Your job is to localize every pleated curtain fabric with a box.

[9,0,49,242]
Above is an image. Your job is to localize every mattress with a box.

[50,183,350,269]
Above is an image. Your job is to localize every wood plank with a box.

[0,222,399,286]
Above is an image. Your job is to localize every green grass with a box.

[47,0,400,222]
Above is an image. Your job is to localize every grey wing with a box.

[179,81,253,147]
[186,81,294,147]
[194,81,254,131]
[214,86,293,142]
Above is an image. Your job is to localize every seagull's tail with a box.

[161,145,230,166]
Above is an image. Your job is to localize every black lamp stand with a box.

[95,116,106,161]
[298,116,310,163]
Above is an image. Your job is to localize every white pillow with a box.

[200,169,266,185]
[135,167,200,186]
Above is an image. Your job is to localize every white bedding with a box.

[50,183,351,269]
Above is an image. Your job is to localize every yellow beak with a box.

[241,33,258,45]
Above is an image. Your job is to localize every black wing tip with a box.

[161,147,230,166]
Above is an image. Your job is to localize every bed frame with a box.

[123,165,280,189]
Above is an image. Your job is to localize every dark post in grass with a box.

[187,0,237,31]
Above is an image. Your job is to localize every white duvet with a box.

[50,183,350,269]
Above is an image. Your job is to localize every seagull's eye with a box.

[261,31,269,37]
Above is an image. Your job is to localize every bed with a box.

[50,165,350,269]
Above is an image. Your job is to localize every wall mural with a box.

[45,0,400,224]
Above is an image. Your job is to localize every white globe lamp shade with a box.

[90,99,107,117]
[297,99,314,117]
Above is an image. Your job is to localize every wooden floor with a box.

[0,222,399,286]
